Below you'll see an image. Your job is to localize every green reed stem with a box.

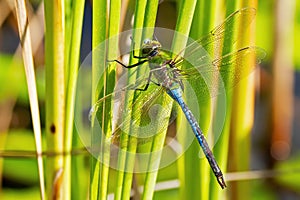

[91,0,107,199]
[63,0,85,199]
[44,0,66,198]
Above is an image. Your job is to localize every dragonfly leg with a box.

[107,37,148,67]
[134,84,150,91]
[133,50,147,59]
[130,36,148,59]
[113,59,148,68]
[132,48,147,59]
[134,72,160,91]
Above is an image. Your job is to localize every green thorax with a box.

[148,50,171,69]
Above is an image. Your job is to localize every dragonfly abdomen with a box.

[167,88,226,189]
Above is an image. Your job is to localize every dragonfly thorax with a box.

[141,38,161,58]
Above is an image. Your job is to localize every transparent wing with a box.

[176,46,266,99]
[173,7,257,66]
[90,82,175,148]
[198,7,256,54]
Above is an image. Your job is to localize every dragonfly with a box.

[90,7,265,189]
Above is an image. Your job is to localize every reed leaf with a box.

[14,0,45,199]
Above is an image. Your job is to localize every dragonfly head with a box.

[141,38,161,57]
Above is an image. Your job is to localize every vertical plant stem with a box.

[94,0,121,199]
[228,1,258,200]
[171,1,198,200]
[107,0,130,199]
[132,0,161,199]
[171,0,197,54]
[209,2,234,199]
[181,0,218,199]
[64,0,85,199]
[64,0,72,82]
[114,1,148,199]
[14,0,45,199]
[44,0,66,199]
[92,0,107,199]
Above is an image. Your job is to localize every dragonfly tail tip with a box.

[217,175,227,189]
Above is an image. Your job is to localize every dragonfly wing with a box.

[173,7,257,66]
[91,84,174,148]
[199,7,256,53]
[179,46,266,99]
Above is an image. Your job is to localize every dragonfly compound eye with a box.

[142,47,152,56]
[143,38,151,45]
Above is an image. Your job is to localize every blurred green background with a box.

[0,0,300,199]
